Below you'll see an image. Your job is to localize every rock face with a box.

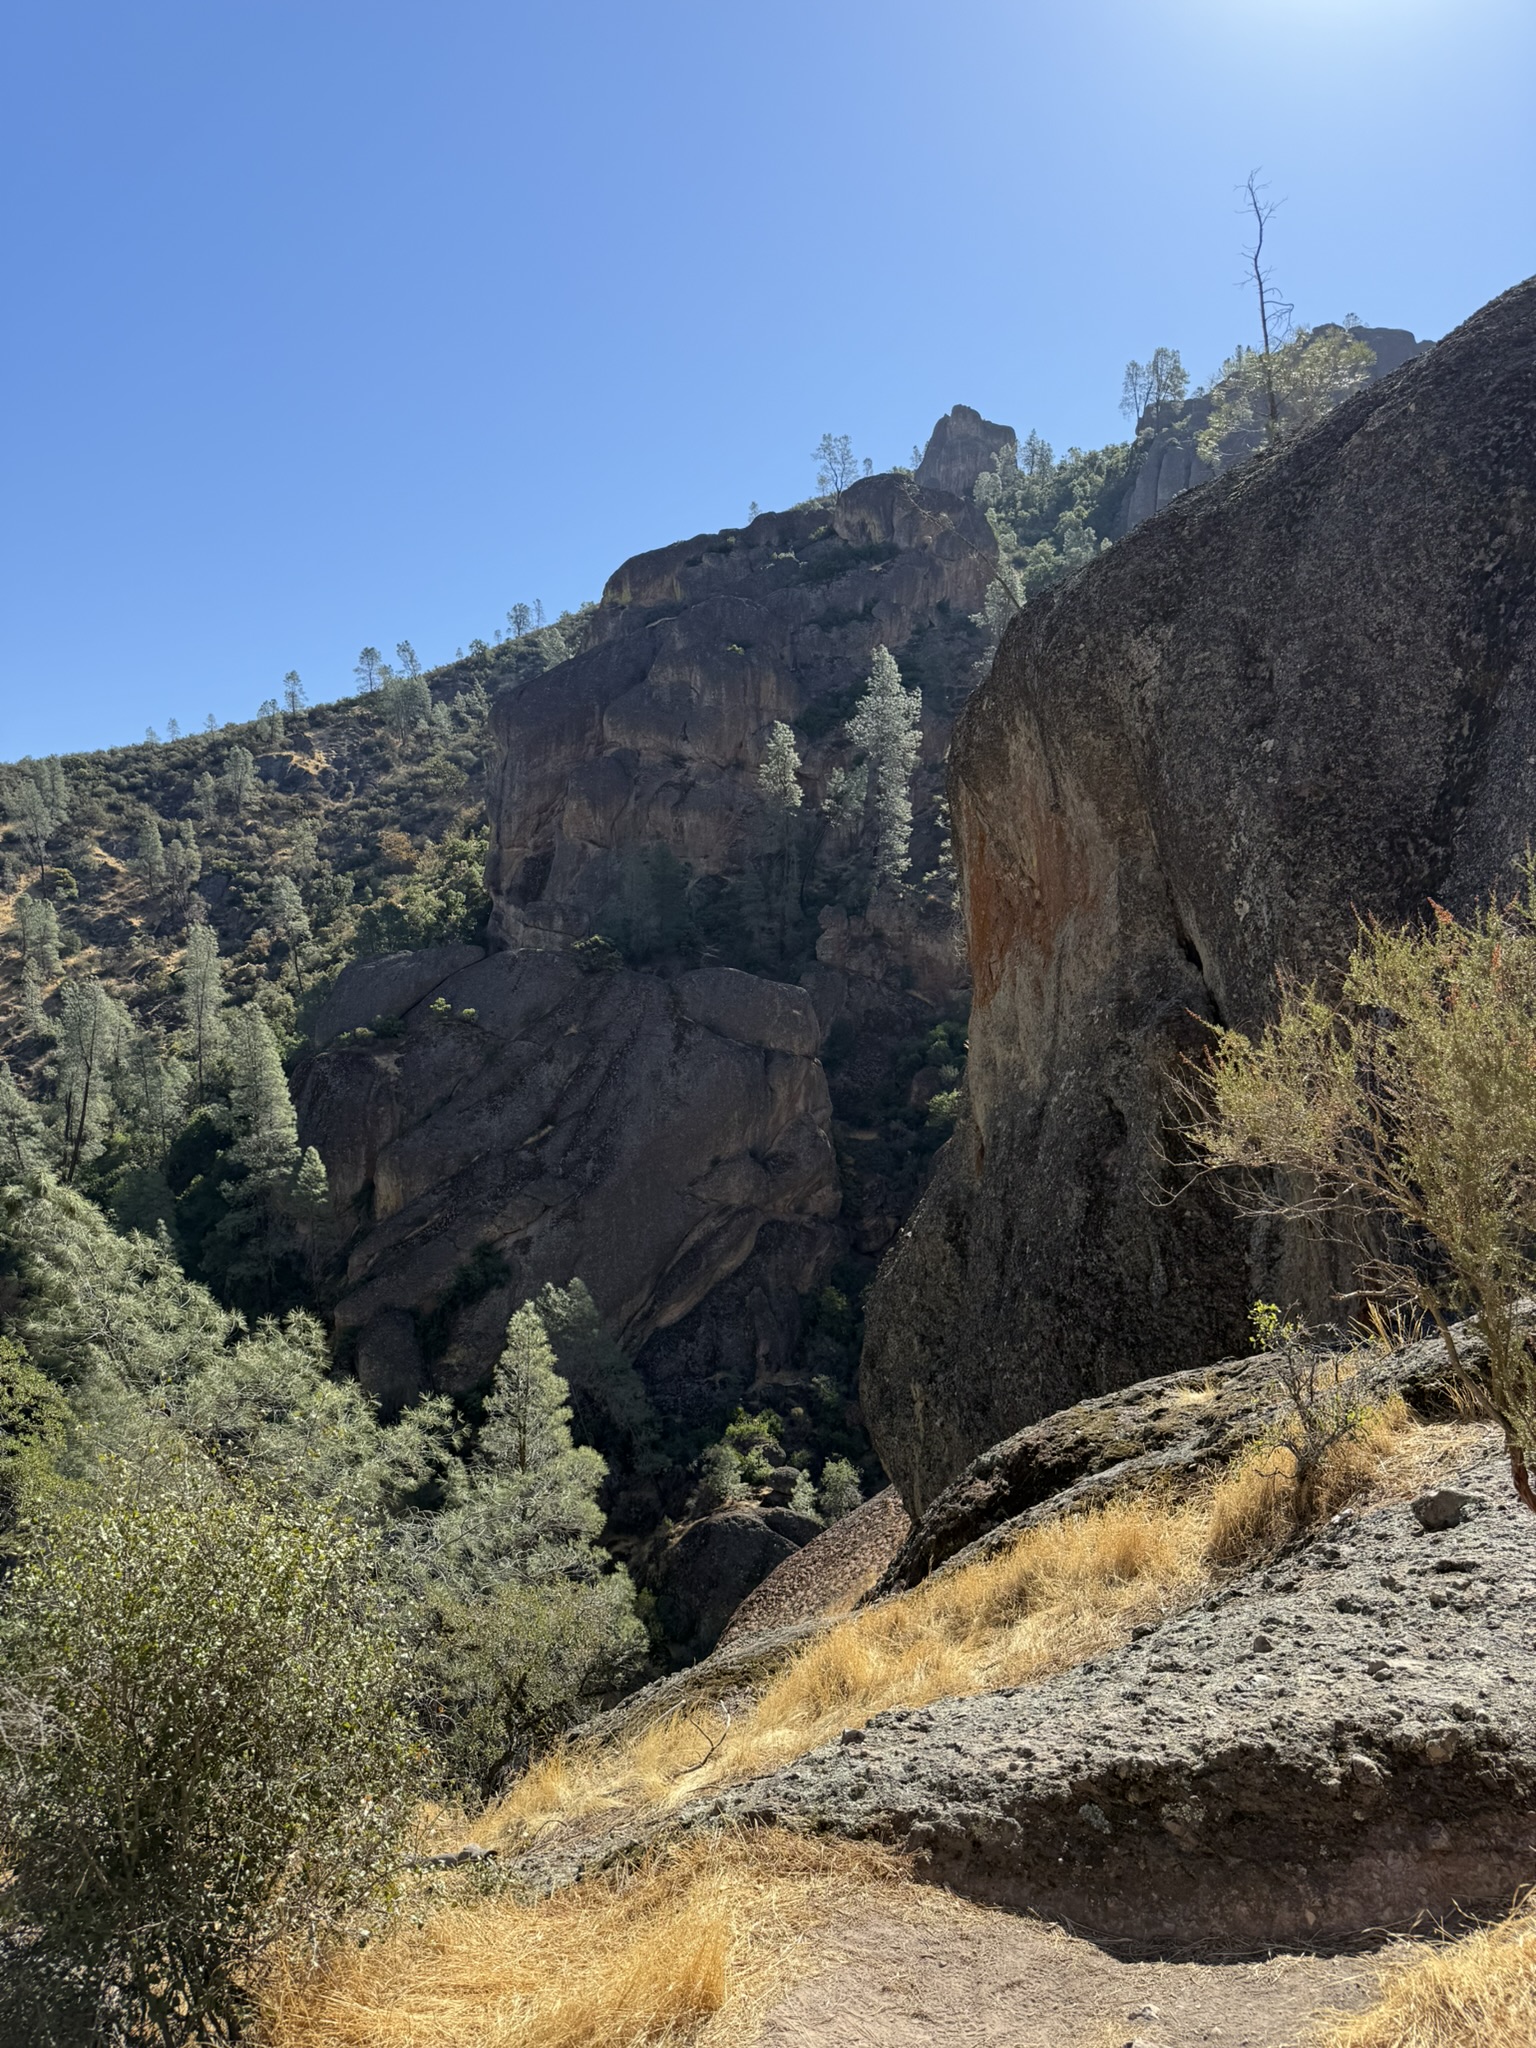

[719,1436,1536,1947]
[915,405,1017,502]
[878,1326,1467,1596]
[862,277,1536,1511]
[485,472,994,951]
[296,950,838,1408]
[652,1507,802,1660]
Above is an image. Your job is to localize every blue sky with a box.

[2,0,1532,758]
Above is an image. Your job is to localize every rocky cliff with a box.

[298,428,1000,1448]
[485,466,993,959]
[862,277,1536,1512]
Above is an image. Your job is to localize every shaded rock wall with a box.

[297,950,838,1410]
[863,277,1536,1511]
[485,471,994,952]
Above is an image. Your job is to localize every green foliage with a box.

[844,645,922,885]
[0,1458,419,2045]
[1187,869,1536,1510]
[0,1335,69,1536]
[1196,327,1376,467]
[816,1453,863,1522]
[534,1277,658,1470]
[415,1303,644,1796]
[354,829,492,955]
[690,1439,745,1515]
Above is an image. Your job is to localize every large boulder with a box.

[719,1435,1536,1947]
[296,950,839,1407]
[863,276,1536,1511]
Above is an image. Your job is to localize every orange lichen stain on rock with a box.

[961,777,1098,1009]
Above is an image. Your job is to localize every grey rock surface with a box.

[715,1437,1536,1947]
[296,949,838,1403]
[916,405,1018,502]
[652,1506,802,1659]
[485,472,993,956]
[1109,326,1428,538]
[864,278,1536,1511]
[880,1326,1470,1594]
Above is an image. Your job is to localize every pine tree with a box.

[208,1008,304,1310]
[114,1024,190,1165]
[228,1008,300,1183]
[267,876,312,991]
[534,1278,657,1468]
[0,1062,46,1179]
[192,771,219,825]
[282,669,307,715]
[758,722,803,811]
[751,722,807,961]
[419,1301,645,1792]
[845,645,923,884]
[164,822,202,920]
[19,962,47,1037]
[222,746,257,814]
[17,896,61,978]
[181,923,228,1099]
[354,646,384,694]
[135,812,167,885]
[53,977,130,1182]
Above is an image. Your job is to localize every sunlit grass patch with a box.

[1317,1896,1536,2048]
[264,1828,909,2048]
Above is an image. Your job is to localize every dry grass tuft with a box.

[1316,1898,1536,2048]
[263,1828,910,2048]
[476,1394,1428,1855]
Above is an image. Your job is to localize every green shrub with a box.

[0,1458,419,2045]
[1187,869,1536,1513]
[816,1454,864,1522]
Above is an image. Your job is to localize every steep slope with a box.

[861,277,1536,1512]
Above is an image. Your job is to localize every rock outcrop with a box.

[720,1435,1536,1947]
[862,276,1536,1511]
[1110,325,1429,536]
[296,949,838,1410]
[916,405,1017,502]
[485,472,994,952]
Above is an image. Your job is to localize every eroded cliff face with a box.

[863,277,1536,1513]
[298,434,1001,1438]
[485,468,994,958]
[296,949,838,1413]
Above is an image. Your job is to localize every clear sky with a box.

[2,0,1532,759]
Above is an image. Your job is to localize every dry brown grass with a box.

[263,1828,913,2048]
[469,1393,1433,1857]
[1316,1898,1536,2048]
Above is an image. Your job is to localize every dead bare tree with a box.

[1240,170,1294,444]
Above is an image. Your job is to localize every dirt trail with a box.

[753,1901,1386,2048]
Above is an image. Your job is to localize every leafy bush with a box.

[816,1454,864,1522]
[0,1458,418,2045]
[689,1440,744,1515]
[1187,871,1536,1512]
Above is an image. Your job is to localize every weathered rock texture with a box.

[915,404,1017,503]
[719,1435,1536,1948]
[863,276,1536,1511]
[485,471,994,954]
[878,1326,1467,1595]
[296,950,837,1407]
[717,1485,912,1649]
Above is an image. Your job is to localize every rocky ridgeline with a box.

[864,277,1536,1510]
